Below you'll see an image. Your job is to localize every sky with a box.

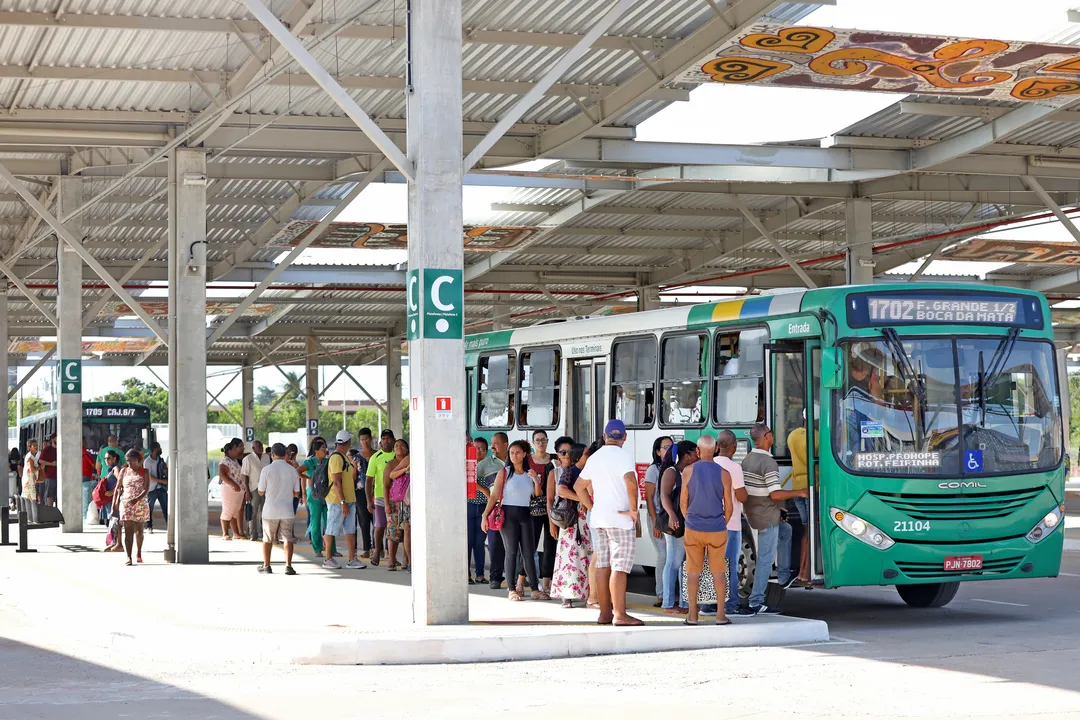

[18,0,1080,409]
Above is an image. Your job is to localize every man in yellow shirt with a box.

[787,411,814,586]
[324,430,366,570]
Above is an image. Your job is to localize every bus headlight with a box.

[830,507,894,550]
[1027,505,1064,543]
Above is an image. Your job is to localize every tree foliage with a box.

[98,377,170,423]
[7,395,48,426]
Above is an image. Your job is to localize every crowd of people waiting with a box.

[468,418,811,625]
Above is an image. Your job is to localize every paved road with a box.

[1,548,1078,719]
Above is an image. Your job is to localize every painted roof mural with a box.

[680,23,1080,102]
[274,221,536,250]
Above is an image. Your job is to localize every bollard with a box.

[0,506,11,546]
[15,510,35,553]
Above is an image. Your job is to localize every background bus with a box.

[465,283,1066,609]
[19,402,155,456]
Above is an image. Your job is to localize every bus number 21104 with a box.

[894,520,931,532]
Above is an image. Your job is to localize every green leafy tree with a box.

[255,385,277,406]
[97,377,169,423]
[8,395,48,426]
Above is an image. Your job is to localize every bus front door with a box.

[570,359,606,443]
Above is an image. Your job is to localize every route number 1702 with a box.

[894,520,931,532]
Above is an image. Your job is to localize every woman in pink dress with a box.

[113,448,150,565]
[218,439,246,540]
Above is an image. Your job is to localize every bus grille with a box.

[868,488,1043,521]
[895,556,1023,579]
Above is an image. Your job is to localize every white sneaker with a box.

[322,559,340,569]
[345,559,367,570]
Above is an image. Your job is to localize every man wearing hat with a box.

[577,419,643,626]
[257,443,301,574]
[325,430,367,570]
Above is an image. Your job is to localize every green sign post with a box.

[407,268,463,341]
[58,359,81,394]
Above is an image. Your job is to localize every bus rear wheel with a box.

[896,582,960,608]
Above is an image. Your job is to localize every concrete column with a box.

[305,337,319,444]
[845,199,874,286]
[491,301,509,331]
[406,0,468,625]
[637,286,661,312]
[57,177,84,532]
[386,336,402,436]
[0,287,8,497]
[168,148,208,564]
[241,363,255,444]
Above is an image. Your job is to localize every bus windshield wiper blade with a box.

[979,326,1020,430]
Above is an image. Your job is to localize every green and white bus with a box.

[465,283,1066,608]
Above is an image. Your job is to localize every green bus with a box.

[465,283,1066,608]
[19,401,154,456]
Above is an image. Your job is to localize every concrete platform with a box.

[0,524,828,665]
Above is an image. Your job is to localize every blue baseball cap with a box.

[604,419,627,440]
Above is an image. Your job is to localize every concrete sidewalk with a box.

[0,525,828,665]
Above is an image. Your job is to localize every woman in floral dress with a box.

[114,448,150,566]
[550,442,592,608]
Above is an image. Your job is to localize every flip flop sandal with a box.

[715,619,733,626]
[683,619,697,626]
[508,591,523,602]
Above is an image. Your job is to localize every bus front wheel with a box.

[896,582,960,608]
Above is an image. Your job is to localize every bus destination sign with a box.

[83,405,150,420]
[848,292,1041,329]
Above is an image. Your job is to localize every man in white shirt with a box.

[241,441,271,541]
[257,443,301,574]
[715,430,749,616]
[577,420,643,626]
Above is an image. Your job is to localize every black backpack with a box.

[310,453,344,501]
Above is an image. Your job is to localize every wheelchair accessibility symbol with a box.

[964,449,983,473]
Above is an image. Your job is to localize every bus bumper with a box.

[825,526,1065,587]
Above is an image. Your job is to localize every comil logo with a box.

[938,481,988,489]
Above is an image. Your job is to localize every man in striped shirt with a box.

[737,423,807,616]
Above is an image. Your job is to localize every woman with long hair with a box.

[528,429,557,596]
[387,438,412,572]
[644,435,672,608]
[482,439,546,601]
[113,448,150,565]
[660,440,698,614]
[299,438,334,558]
[218,438,246,540]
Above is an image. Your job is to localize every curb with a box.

[1065,539,1080,553]
[285,617,831,665]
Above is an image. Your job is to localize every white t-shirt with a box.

[715,455,744,532]
[581,444,636,530]
[257,459,300,520]
[242,452,272,493]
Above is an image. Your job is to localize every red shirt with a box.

[39,446,57,480]
[82,451,96,479]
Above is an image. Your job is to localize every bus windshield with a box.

[833,337,1061,477]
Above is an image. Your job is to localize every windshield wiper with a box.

[978,327,1020,428]
[881,329,925,443]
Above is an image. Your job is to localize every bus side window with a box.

[659,332,706,427]
[519,348,560,429]
[611,337,656,428]
[714,327,767,425]
[477,352,516,429]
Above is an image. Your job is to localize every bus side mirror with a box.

[822,348,844,390]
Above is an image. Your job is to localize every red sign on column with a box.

[466,442,477,498]
[435,396,452,419]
